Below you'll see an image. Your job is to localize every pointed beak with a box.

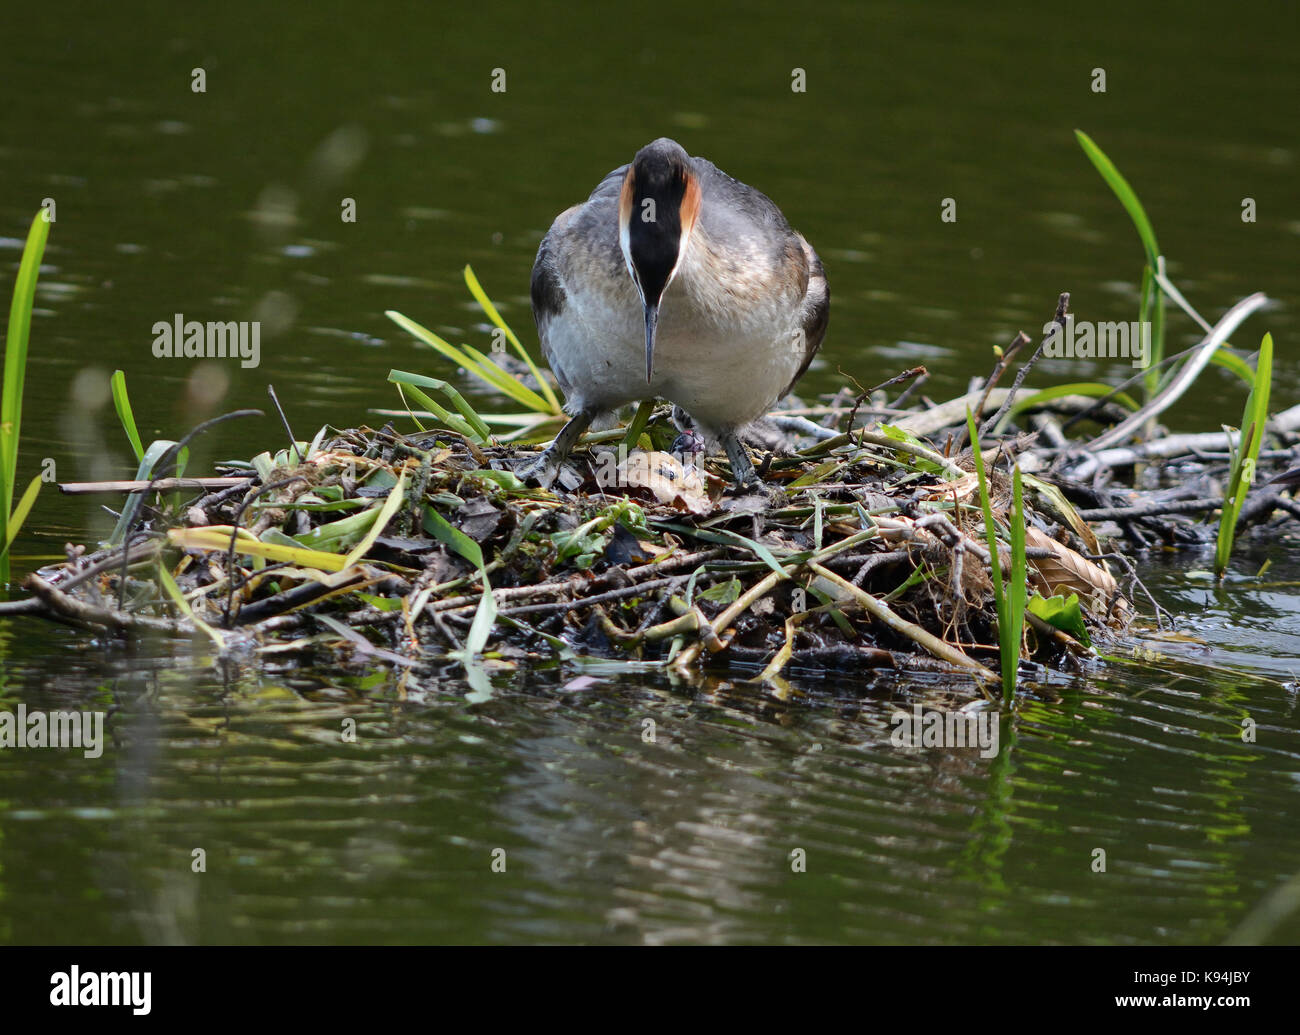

[644,302,658,384]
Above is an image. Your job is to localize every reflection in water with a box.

[2,631,1295,945]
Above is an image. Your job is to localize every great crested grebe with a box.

[524,137,828,488]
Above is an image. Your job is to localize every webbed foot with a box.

[517,410,595,489]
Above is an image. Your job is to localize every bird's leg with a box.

[677,409,765,490]
[670,405,696,435]
[519,410,594,488]
[720,430,760,489]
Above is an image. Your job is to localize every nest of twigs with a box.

[18,288,1300,691]
[19,413,1131,690]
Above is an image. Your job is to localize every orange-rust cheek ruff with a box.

[679,172,701,241]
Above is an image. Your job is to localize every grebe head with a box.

[618,138,701,382]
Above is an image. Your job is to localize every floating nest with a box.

[16,411,1128,689]
[16,292,1299,692]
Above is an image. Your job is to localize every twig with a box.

[1066,403,1300,479]
[889,371,928,412]
[980,292,1070,437]
[1084,292,1268,451]
[764,415,841,442]
[1076,498,1224,521]
[894,387,1129,440]
[808,563,997,679]
[24,575,192,636]
[60,477,249,495]
[799,429,965,479]
[840,366,927,433]
[1082,550,1170,629]
[972,331,1031,428]
[497,575,693,618]
[267,385,304,465]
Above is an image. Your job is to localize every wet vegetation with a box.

[0,134,1289,705]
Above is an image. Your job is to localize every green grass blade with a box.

[2,473,42,553]
[1,211,51,586]
[1005,381,1141,426]
[623,399,655,450]
[463,264,561,413]
[707,526,789,578]
[1208,348,1257,386]
[342,467,407,568]
[392,384,428,434]
[387,308,477,368]
[1139,264,1161,407]
[399,384,481,442]
[1216,333,1272,578]
[169,526,352,571]
[1152,267,1166,396]
[157,558,226,649]
[463,575,498,656]
[290,505,382,553]
[969,409,1018,693]
[423,505,485,568]
[388,369,492,442]
[2,212,50,516]
[387,309,554,413]
[425,504,496,657]
[389,377,483,443]
[458,342,557,413]
[306,424,330,460]
[109,439,179,547]
[1077,130,1166,413]
[1250,334,1274,456]
[1075,130,1160,266]
[1214,427,1252,578]
[110,369,145,462]
[968,409,1005,602]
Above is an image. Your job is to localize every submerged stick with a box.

[808,563,997,680]
[24,574,191,635]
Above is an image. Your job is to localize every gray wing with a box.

[530,164,630,382]
[784,235,828,398]
[530,165,626,336]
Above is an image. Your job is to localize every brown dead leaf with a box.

[920,472,980,503]
[1025,527,1125,617]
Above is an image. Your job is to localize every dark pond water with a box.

[1,2,1298,944]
